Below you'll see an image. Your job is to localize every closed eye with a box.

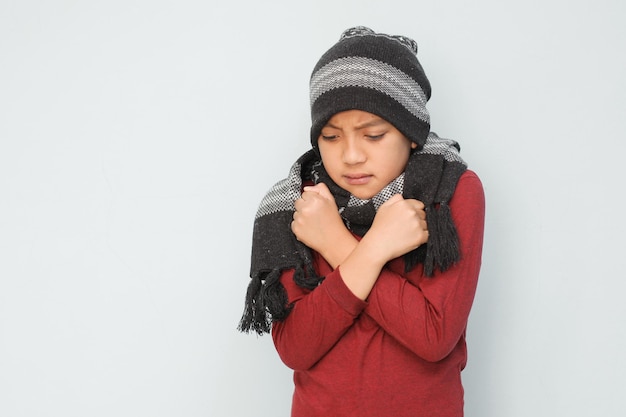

[366,133,385,140]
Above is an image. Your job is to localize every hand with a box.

[363,194,429,263]
[291,183,350,255]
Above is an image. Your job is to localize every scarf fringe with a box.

[404,245,426,274]
[238,269,291,335]
[293,263,324,290]
[424,202,461,276]
[238,262,323,334]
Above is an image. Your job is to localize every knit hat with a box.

[310,26,432,149]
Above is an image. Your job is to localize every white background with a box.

[1,0,625,416]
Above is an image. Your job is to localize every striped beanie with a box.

[310,26,432,149]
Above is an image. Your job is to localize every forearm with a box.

[272,268,367,370]
[333,232,388,300]
[318,199,426,300]
[365,258,480,361]
[317,228,358,270]
[364,170,485,361]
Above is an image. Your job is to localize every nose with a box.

[342,137,366,165]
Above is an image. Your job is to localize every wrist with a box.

[320,229,358,269]
[336,237,387,300]
[358,232,394,267]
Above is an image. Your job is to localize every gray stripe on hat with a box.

[310,56,430,123]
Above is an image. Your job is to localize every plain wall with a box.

[1,0,625,416]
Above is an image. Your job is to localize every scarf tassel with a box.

[238,269,291,335]
[293,262,324,290]
[423,202,461,276]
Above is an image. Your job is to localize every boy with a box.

[239,26,485,417]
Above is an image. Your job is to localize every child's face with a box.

[318,110,417,200]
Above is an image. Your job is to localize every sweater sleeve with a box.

[271,265,368,371]
[363,170,485,362]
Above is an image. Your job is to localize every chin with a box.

[339,181,380,200]
[350,190,377,200]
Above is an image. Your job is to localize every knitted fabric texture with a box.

[310,26,431,149]
[238,133,467,334]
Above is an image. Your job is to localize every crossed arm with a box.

[273,172,485,370]
[291,182,430,300]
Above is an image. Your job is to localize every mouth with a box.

[343,174,372,185]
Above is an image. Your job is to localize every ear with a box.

[411,141,418,149]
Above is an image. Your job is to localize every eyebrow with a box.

[325,118,388,130]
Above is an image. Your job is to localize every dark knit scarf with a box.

[238,132,467,334]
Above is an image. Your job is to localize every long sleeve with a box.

[271,264,367,371]
[364,170,485,361]
[272,170,484,370]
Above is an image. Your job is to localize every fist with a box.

[291,183,345,252]
[366,194,429,262]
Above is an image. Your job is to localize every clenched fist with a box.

[291,183,348,255]
[364,194,429,263]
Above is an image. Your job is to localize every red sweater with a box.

[271,171,485,417]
